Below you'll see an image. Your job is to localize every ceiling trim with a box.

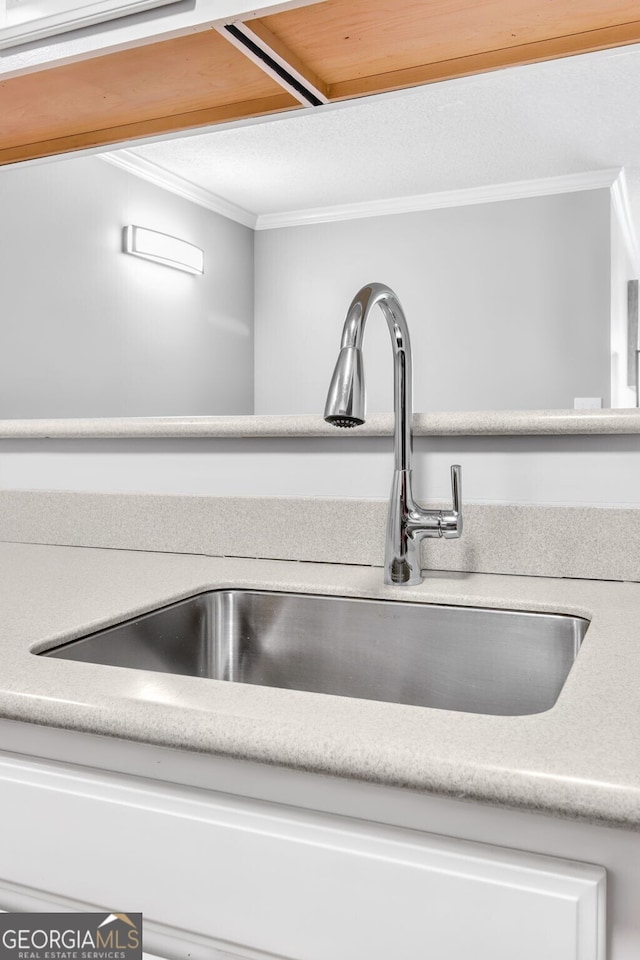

[254,168,622,230]
[611,169,640,273]
[97,155,630,245]
[99,150,257,228]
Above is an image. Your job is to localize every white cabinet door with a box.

[0,754,605,960]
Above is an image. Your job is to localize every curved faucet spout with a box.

[338,283,412,472]
[324,283,462,586]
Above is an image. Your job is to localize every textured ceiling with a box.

[121,42,640,231]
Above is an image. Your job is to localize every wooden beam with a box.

[0,28,298,163]
[260,0,640,92]
[3,0,640,164]
[327,17,640,100]
[0,95,296,166]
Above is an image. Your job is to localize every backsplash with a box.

[1,433,640,505]
[0,490,637,582]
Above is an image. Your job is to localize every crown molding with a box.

[97,153,628,243]
[611,168,640,273]
[99,150,257,228]
[254,168,622,230]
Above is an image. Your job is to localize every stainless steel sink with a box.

[40,591,588,716]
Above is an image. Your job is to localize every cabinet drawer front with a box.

[0,754,605,960]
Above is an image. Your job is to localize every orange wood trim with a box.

[0,94,297,166]
[249,17,330,99]
[260,0,640,86]
[326,18,640,100]
[2,1,640,166]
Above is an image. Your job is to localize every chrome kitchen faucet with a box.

[324,282,462,585]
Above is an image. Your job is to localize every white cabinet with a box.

[0,0,318,78]
[0,1,176,49]
[0,753,605,960]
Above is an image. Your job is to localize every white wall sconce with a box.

[123,225,204,275]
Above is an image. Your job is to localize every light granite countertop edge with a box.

[0,409,639,438]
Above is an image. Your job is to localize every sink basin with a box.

[40,590,587,716]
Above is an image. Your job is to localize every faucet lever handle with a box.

[451,464,461,514]
[441,464,463,539]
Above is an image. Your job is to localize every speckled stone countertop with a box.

[1,408,640,437]
[0,540,638,829]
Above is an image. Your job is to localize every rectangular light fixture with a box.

[123,225,204,275]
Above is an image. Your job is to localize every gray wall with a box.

[0,155,254,418]
[0,169,613,418]
[254,191,611,414]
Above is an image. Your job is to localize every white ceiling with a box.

[115,42,640,234]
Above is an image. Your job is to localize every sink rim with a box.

[32,586,592,658]
[34,588,590,719]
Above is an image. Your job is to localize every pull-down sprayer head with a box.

[324,345,365,427]
[324,283,407,440]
